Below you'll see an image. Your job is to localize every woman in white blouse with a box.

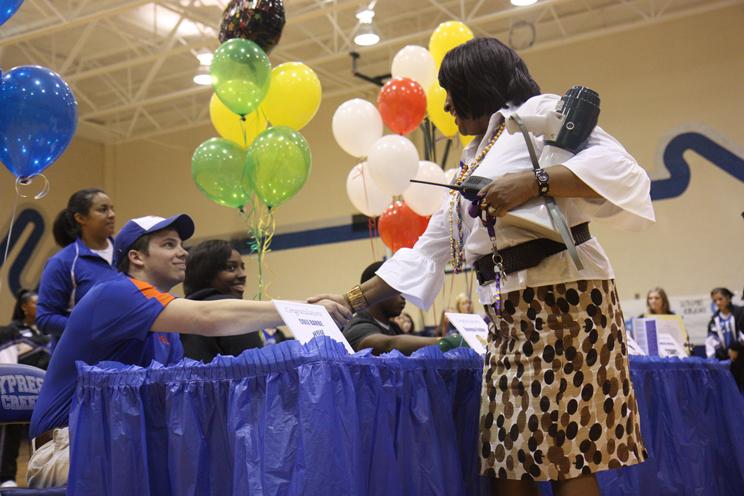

[314,37,653,496]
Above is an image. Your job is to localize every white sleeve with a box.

[560,125,655,231]
[705,334,721,359]
[376,201,457,310]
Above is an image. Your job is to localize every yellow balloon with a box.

[427,84,458,138]
[209,93,267,148]
[429,21,474,68]
[262,62,322,130]
[459,133,475,147]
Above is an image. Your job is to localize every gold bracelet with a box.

[344,285,368,313]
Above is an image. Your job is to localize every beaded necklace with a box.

[448,121,506,272]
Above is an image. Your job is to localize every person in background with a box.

[643,287,674,316]
[181,240,262,362]
[36,188,118,342]
[706,287,744,360]
[728,341,744,392]
[342,261,466,355]
[0,289,51,488]
[455,292,474,314]
[8,289,51,369]
[391,312,415,334]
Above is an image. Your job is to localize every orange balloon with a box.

[377,77,426,135]
[378,200,430,252]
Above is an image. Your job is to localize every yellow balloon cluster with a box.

[428,21,474,69]
[426,83,457,138]
[263,62,322,130]
[209,94,267,148]
[209,62,322,147]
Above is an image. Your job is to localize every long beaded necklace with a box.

[448,120,506,272]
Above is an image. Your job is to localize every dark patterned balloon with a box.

[218,0,286,54]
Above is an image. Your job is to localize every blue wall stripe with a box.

[234,223,377,255]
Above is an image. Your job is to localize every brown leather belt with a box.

[473,222,591,284]
[33,429,55,450]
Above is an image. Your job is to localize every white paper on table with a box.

[445,312,489,355]
[657,332,688,358]
[272,300,354,354]
[625,335,647,356]
[650,315,689,354]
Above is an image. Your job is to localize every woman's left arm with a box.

[479,125,654,228]
[477,165,598,218]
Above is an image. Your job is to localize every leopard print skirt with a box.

[479,279,647,481]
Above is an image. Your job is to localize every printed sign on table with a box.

[273,300,354,354]
[632,318,659,356]
[445,312,489,355]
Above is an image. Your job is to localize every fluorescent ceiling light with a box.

[511,0,538,5]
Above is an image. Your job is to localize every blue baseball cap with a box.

[113,214,195,268]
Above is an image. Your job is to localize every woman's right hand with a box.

[312,298,352,328]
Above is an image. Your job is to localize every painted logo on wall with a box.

[651,131,744,200]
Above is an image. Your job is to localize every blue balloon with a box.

[0,66,77,179]
[0,0,24,26]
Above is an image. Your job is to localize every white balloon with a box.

[345,162,391,217]
[444,167,458,184]
[403,161,449,216]
[391,45,437,92]
[367,135,419,195]
[332,99,383,157]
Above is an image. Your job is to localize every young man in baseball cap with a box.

[27,214,350,488]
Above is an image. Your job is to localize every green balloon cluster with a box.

[194,39,313,210]
[210,38,271,116]
[243,126,312,208]
[191,138,250,208]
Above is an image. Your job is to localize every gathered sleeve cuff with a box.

[375,203,456,309]
[562,126,655,231]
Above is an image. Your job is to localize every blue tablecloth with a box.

[67,338,744,495]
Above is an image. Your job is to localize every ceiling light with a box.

[354,22,380,47]
[193,65,212,86]
[195,49,213,66]
[511,0,538,6]
[353,2,380,47]
[355,8,375,23]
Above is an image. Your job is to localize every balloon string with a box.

[240,115,248,148]
[0,179,23,299]
[367,217,377,260]
[249,203,275,301]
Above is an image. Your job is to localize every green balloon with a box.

[244,126,312,208]
[192,138,250,208]
[211,39,271,116]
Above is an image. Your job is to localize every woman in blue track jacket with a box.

[36,188,119,340]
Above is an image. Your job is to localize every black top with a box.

[2,320,52,370]
[180,288,263,363]
[342,310,399,351]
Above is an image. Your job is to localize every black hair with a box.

[12,288,36,322]
[183,240,234,296]
[360,261,384,285]
[116,234,153,275]
[52,188,106,247]
[438,37,540,119]
[711,287,735,308]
